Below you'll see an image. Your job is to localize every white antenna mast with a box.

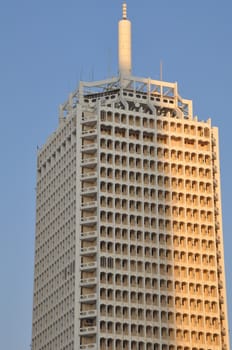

[118,2,132,77]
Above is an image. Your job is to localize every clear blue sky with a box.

[0,1,231,349]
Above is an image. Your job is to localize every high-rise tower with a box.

[31,3,230,350]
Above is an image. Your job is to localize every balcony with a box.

[81,143,98,153]
[80,344,97,350]
[79,326,97,335]
[80,278,97,287]
[220,311,225,320]
[81,114,97,124]
[81,201,97,210]
[80,262,97,271]
[80,231,98,241]
[80,246,97,255]
[214,207,219,215]
[81,216,97,225]
[81,129,97,139]
[218,280,223,289]
[212,137,216,146]
[81,187,97,195]
[80,310,97,319]
[80,293,97,303]
[215,222,220,230]
[81,172,97,181]
[221,328,226,336]
[81,158,98,167]
[219,296,224,304]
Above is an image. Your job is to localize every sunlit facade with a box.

[31,3,230,350]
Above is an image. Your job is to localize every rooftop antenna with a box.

[80,66,83,81]
[118,2,132,77]
[160,60,163,81]
[91,65,94,81]
[107,48,112,78]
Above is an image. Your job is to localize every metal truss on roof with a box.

[59,75,193,121]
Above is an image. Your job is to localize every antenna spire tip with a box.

[122,2,127,19]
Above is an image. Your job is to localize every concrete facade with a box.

[31,4,230,350]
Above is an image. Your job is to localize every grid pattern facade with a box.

[31,77,230,350]
[32,116,77,350]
